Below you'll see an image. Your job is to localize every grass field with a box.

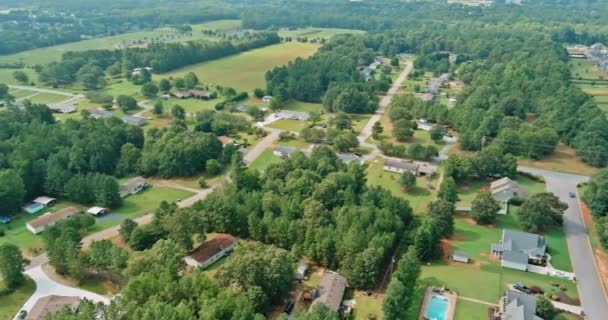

[0,20,241,66]
[569,59,608,115]
[0,68,37,85]
[155,97,218,114]
[0,278,36,320]
[366,157,440,214]
[9,88,37,99]
[518,144,599,176]
[157,42,320,92]
[267,119,311,132]
[249,148,283,172]
[277,27,365,40]
[25,92,70,105]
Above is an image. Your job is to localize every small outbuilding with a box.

[33,196,57,207]
[87,206,108,216]
[122,115,147,126]
[262,95,273,103]
[295,260,309,281]
[451,251,469,263]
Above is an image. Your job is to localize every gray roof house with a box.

[451,251,469,263]
[337,153,364,165]
[273,146,298,158]
[49,104,76,113]
[491,229,547,271]
[491,177,528,203]
[500,290,542,320]
[295,260,309,281]
[122,115,147,126]
[383,159,419,175]
[311,272,347,312]
[87,109,113,119]
[119,176,148,198]
[277,110,310,121]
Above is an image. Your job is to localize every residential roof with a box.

[274,146,297,156]
[491,177,528,198]
[27,206,81,229]
[87,109,113,119]
[503,290,542,320]
[188,234,237,263]
[384,159,419,171]
[217,135,233,145]
[49,104,76,113]
[452,251,469,262]
[122,116,147,126]
[189,89,212,97]
[337,153,363,164]
[502,250,529,266]
[417,163,436,175]
[119,176,147,195]
[501,229,547,258]
[296,260,309,275]
[33,196,56,205]
[277,110,310,121]
[86,206,106,215]
[26,295,81,320]
[311,272,347,312]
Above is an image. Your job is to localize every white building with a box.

[185,234,238,269]
[26,206,81,234]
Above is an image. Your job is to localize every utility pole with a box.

[481,135,486,149]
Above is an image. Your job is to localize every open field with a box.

[0,278,36,320]
[518,144,599,176]
[156,42,320,92]
[25,92,71,105]
[278,27,365,40]
[0,20,241,66]
[249,148,283,172]
[0,68,37,85]
[155,97,217,114]
[366,157,440,215]
[569,59,608,114]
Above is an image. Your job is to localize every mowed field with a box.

[156,42,320,92]
[0,20,242,65]
[278,27,365,39]
[569,58,608,111]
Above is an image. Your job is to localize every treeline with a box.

[186,146,414,290]
[0,4,237,55]
[265,34,389,113]
[39,32,280,87]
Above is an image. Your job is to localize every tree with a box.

[438,177,458,203]
[125,239,185,278]
[414,219,441,262]
[119,219,138,242]
[332,112,352,130]
[444,154,473,183]
[372,121,384,140]
[159,78,172,92]
[141,82,159,98]
[153,100,164,115]
[86,240,129,272]
[399,171,416,192]
[518,193,567,232]
[430,125,445,142]
[117,95,138,112]
[128,221,168,251]
[184,72,199,89]
[13,70,28,84]
[174,78,185,89]
[390,57,400,67]
[471,191,500,225]
[77,62,106,90]
[393,119,415,141]
[205,159,222,176]
[171,104,186,120]
[0,169,25,215]
[253,88,265,98]
[383,248,420,320]
[427,200,455,237]
[536,297,557,320]
[333,131,358,152]
[0,243,28,289]
[583,168,608,217]
[309,111,322,126]
[300,127,326,143]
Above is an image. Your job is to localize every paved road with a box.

[519,166,608,320]
[8,85,83,97]
[243,128,281,164]
[16,266,110,319]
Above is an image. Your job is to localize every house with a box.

[274,146,298,158]
[25,295,81,320]
[87,109,113,119]
[217,135,234,145]
[122,115,147,126]
[417,162,436,177]
[310,272,347,312]
[383,159,419,175]
[235,103,250,112]
[189,89,213,99]
[33,196,57,207]
[172,91,193,99]
[185,234,238,269]
[491,229,547,271]
[415,119,434,131]
[131,67,153,76]
[26,206,81,234]
[262,95,273,103]
[119,176,148,198]
[49,104,76,113]
[499,290,542,320]
[337,153,364,165]
[87,206,108,216]
[490,177,528,203]
[277,110,310,121]
[295,260,309,281]
[451,251,469,263]
[426,73,449,94]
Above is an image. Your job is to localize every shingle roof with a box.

[119,176,147,195]
[275,146,297,155]
[501,229,547,258]
[26,295,81,320]
[311,272,347,312]
[122,115,147,126]
[188,234,237,263]
[27,207,81,229]
[87,109,113,119]
[384,159,419,171]
[503,290,542,320]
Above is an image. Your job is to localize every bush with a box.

[529,286,543,294]
[0,228,4,237]
[509,197,525,206]
[198,178,208,188]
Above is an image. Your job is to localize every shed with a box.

[122,115,147,126]
[295,260,309,281]
[451,251,469,263]
[33,196,57,207]
[87,206,108,216]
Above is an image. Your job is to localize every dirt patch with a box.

[555,289,580,306]
[449,232,466,241]
[458,216,478,226]
[482,252,501,263]
[440,239,453,261]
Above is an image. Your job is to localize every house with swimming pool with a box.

[419,286,457,320]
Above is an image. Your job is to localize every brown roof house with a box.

[119,177,148,198]
[189,89,213,100]
[26,295,81,320]
[26,206,81,234]
[310,272,347,313]
[185,234,238,269]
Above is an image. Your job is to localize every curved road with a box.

[519,166,608,320]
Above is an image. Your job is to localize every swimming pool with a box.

[425,294,449,320]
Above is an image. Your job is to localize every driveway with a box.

[8,85,83,97]
[243,128,281,164]
[519,167,608,320]
[16,266,110,319]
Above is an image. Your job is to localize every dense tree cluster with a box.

[443,146,517,183]
[382,247,421,320]
[0,243,28,290]
[582,169,608,249]
[517,193,567,233]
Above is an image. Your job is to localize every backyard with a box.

[248,148,284,172]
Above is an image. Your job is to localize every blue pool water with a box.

[24,203,44,214]
[425,295,448,320]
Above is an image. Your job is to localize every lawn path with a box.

[458,296,497,306]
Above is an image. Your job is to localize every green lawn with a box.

[453,299,488,320]
[277,27,365,40]
[8,89,37,99]
[456,174,546,207]
[26,93,70,105]
[350,114,372,134]
[267,119,311,132]
[278,138,311,150]
[249,148,283,172]
[365,158,440,215]
[284,101,323,113]
[155,97,217,114]
[156,42,320,92]
[112,187,193,219]
[0,278,36,320]
[0,68,38,86]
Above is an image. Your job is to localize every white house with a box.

[26,206,81,234]
[119,177,148,198]
[185,234,238,269]
[262,95,273,103]
[383,159,420,175]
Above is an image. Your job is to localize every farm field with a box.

[0,20,241,66]
[277,27,365,40]
[156,42,320,92]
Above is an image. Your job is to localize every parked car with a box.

[283,302,294,314]
[17,310,27,320]
[569,192,576,198]
[513,283,530,294]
